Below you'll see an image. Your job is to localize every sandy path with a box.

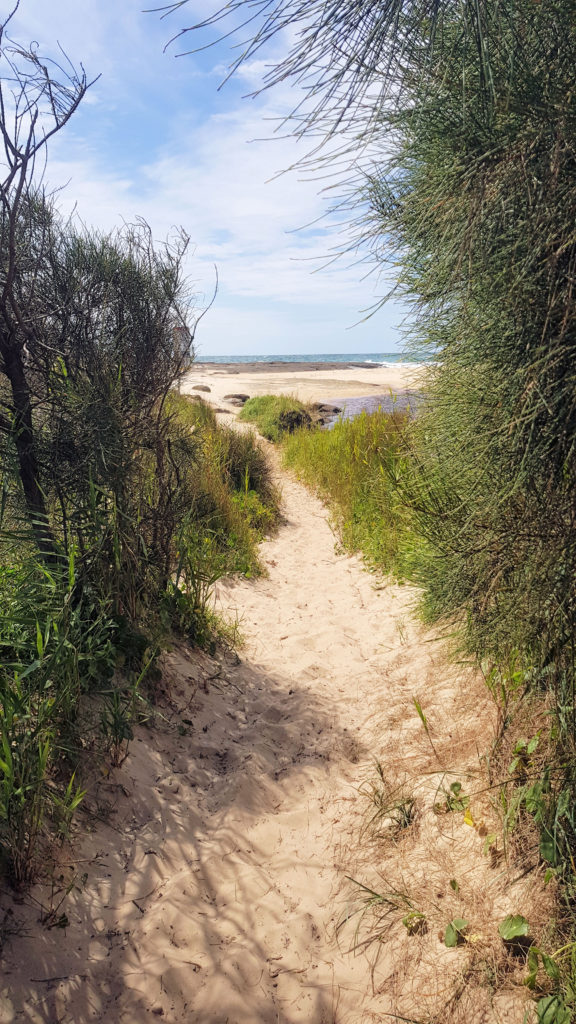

[1,447,541,1023]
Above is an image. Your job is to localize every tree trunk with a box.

[2,341,58,563]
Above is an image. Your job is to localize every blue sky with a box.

[7,1,408,357]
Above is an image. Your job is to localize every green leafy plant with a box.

[509,734,540,777]
[444,918,469,948]
[402,911,427,936]
[526,947,561,990]
[435,781,470,815]
[51,772,86,842]
[536,995,571,1024]
[499,915,530,942]
[100,690,134,767]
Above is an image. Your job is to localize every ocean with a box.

[196,352,425,368]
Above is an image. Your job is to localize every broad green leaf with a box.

[537,994,570,1024]
[499,914,529,941]
[444,918,468,948]
[540,952,560,981]
[540,829,559,865]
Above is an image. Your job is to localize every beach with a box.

[181,359,423,410]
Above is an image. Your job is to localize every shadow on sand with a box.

[1,643,366,1023]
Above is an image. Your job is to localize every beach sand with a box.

[181,359,423,409]
[0,364,545,1024]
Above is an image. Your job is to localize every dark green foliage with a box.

[357,1,576,962]
[375,2,576,667]
[0,206,280,885]
[0,5,281,891]
[0,385,279,884]
[0,556,116,886]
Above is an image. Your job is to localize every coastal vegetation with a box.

[182,0,576,1013]
[0,369,277,886]
[239,393,312,441]
[282,408,411,574]
[0,14,279,886]
[3,0,576,1016]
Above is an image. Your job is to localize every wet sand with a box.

[182,360,424,409]
[193,360,389,373]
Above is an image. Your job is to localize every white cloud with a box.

[3,0,406,355]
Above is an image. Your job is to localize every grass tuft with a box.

[239,393,313,442]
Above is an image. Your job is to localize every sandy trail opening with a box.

[1,443,542,1023]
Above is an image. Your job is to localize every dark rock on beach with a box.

[192,384,211,392]
[223,393,250,406]
[310,402,343,426]
[311,402,342,415]
[278,408,312,433]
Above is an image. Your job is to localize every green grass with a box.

[239,394,312,442]
[168,393,280,565]
[282,407,415,574]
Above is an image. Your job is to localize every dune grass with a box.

[282,408,415,574]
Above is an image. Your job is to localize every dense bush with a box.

[370,5,576,666]
[0,386,278,884]
[0,199,280,884]
[360,1,576,909]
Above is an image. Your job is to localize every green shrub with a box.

[239,394,312,442]
[0,385,280,886]
[0,556,117,885]
[360,0,576,936]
